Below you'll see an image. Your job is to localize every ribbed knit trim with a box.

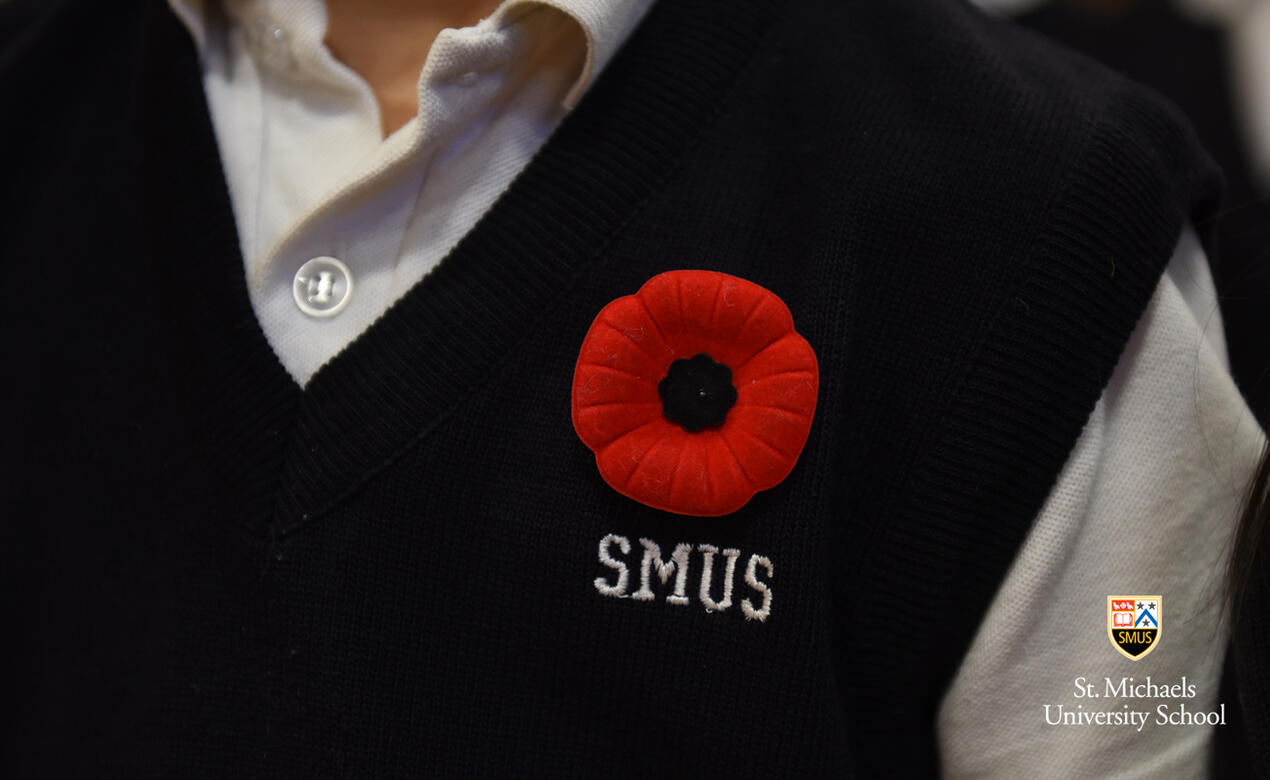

[138,0,780,535]
[841,86,1221,771]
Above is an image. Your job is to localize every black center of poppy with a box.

[658,353,738,432]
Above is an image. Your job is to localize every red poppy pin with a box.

[572,270,819,517]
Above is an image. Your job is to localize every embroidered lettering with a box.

[698,544,740,612]
[632,538,692,605]
[594,534,632,597]
[741,554,773,622]
[594,534,773,621]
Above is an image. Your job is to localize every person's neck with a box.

[325,0,505,137]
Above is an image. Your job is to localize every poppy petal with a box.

[703,276,768,368]
[574,401,664,449]
[730,293,796,367]
[737,373,818,426]
[595,417,677,490]
[575,321,666,383]
[636,272,691,357]
[596,295,675,368]
[732,332,818,387]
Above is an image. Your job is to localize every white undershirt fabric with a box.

[169,1,1264,774]
[170,0,653,384]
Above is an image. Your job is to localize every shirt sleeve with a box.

[936,225,1265,778]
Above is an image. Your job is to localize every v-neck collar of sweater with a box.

[137,0,780,536]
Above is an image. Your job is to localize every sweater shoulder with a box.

[791,0,1195,139]
[766,0,1216,243]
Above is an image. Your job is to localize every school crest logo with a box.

[1107,596,1161,660]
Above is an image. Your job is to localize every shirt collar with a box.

[166,0,654,108]
[507,0,654,106]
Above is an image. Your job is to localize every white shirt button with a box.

[293,256,354,318]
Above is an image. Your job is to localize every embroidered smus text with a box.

[593,535,773,621]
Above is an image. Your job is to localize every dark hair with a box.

[1228,442,1270,625]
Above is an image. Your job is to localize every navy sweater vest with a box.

[0,0,1219,776]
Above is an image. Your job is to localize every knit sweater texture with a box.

[0,0,1219,776]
